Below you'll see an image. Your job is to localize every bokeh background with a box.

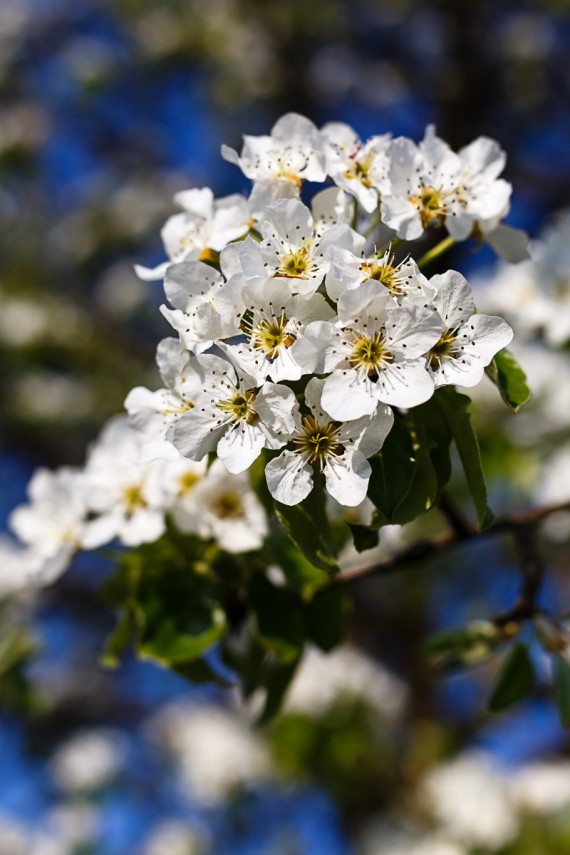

[2,0,570,852]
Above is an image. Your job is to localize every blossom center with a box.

[428,329,460,368]
[411,186,448,228]
[360,254,404,296]
[217,389,258,424]
[178,471,202,494]
[123,483,147,515]
[349,332,394,378]
[251,316,296,359]
[343,151,374,187]
[277,246,312,279]
[209,491,245,519]
[294,415,343,467]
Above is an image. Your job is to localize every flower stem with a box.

[417,235,455,269]
[351,198,360,231]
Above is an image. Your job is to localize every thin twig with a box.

[335,499,570,586]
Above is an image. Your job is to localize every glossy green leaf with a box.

[263,531,329,599]
[437,388,494,529]
[249,573,306,662]
[275,478,338,574]
[306,587,352,653]
[257,657,301,726]
[487,643,534,712]
[367,418,416,523]
[348,523,380,553]
[554,654,570,728]
[485,348,531,412]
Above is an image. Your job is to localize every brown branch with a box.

[335,499,570,586]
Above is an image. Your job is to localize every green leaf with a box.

[413,397,453,497]
[102,537,227,668]
[173,658,232,687]
[306,587,352,652]
[101,609,139,669]
[392,421,438,524]
[263,531,329,599]
[485,348,531,412]
[139,602,226,665]
[487,643,534,712]
[426,620,503,670]
[367,417,441,526]
[367,418,416,523]
[249,574,306,662]
[554,655,570,728]
[348,523,379,553]
[257,657,301,726]
[436,388,494,529]
[275,478,338,574]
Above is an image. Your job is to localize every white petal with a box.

[430,270,474,326]
[217,423,266,473]
[321,369,378,421]
[324,450,370,506]
[171,408,224,460]
[265,451,313,505]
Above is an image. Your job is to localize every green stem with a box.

[417,235,455,269]
[351,198,360,231]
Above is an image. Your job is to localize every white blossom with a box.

[237,197,363,296]
[160,259,233,352]
[172,460,268,553]
[135,187,251,281]
[265,376,393,506]
[171,355,296,474]
[220,276,334,383]
[81,417,169,548]
[149,701,270,803]
[9,467,88,585]
[294,282,441,418]
[221,113,326,214]
[284,644,407,720]
[381,127,514,246]
[50,727,127,793]
[421,752,519,849]
[125,337,205,460]
[326,245,433,303]
[322,121,391,213]
[426,270,513,387]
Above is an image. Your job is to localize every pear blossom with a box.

[9,467,88,583]
[221,112,326,215]
[150,701,271,803]
[124,337,204,459]
[322,121,392,212]
[310,186,354,235]
[171,355,296,473]
[172,460,268,553]
[326,245,433,303]
[160,259,235,352]
[220,276,334,383]
[135,187,251,281]
[81,417,169,548]
[265,377,393,506]
[50,728,127,793]
[238,197,363,296]
[293,282,441,419]
[381,127,515,246]
[426,270,513,387]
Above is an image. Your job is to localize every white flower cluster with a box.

[1,113,518,592]
[126,113,515,509]
[1,415,268,591]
